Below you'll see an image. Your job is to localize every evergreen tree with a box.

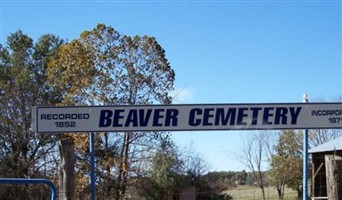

[269,130,303,199]
[0,31,63,199]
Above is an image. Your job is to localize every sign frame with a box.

[33,102,342,134]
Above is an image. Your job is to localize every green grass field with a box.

[223,185,298,200]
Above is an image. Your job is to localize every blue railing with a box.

[0,178,56,200]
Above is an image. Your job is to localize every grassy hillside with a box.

[223,185,298,200]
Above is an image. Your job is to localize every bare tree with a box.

[181,143,209,186]
[235,131,274,200]
[309,129,342,147]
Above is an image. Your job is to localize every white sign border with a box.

[33,103,342,134]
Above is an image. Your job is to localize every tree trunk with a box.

[276,183,285,199]
[104,133,112,200]
[276,187,281,199]
[296,185,303,200]
[257,170,266,200]
[116,132,130,200]
[261,186,266,200]
[59,138,75,200]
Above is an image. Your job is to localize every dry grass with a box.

[223,185,298,200]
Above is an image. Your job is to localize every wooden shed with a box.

[309,137,342,200]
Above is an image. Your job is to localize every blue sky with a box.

[1,1,341,171]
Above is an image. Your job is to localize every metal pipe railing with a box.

[0,178,56,200]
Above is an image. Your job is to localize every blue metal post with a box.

[303,129,309,200]
[303,94,309,200]
[0,178,56,200]
[90,132,96,200]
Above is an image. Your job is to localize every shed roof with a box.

[308,137,342,154]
